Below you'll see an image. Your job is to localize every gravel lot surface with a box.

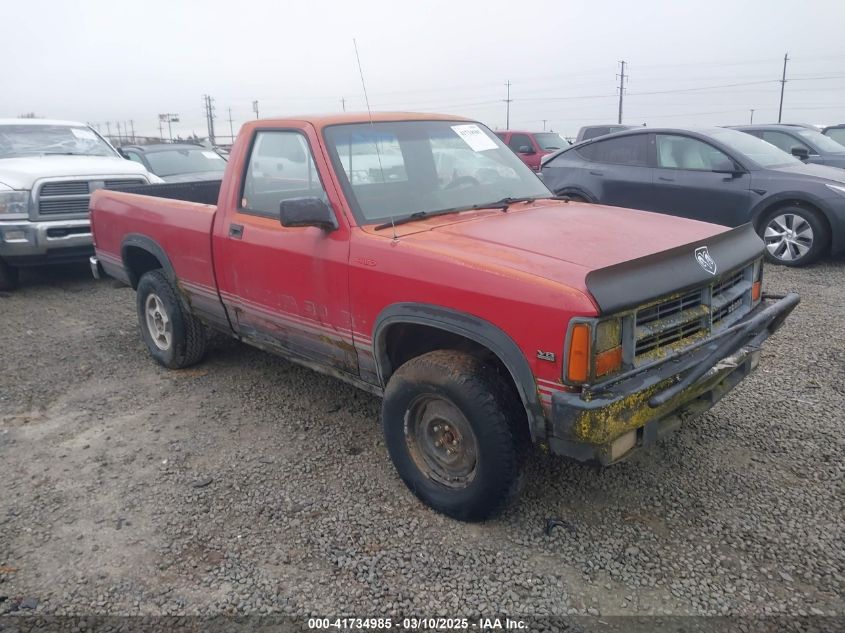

[1,259,843,622]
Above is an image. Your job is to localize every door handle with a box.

[658,176,675,182]
[589,170,604,176]
[229,224,244,239]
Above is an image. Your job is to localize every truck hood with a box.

[0,155,152,189]
[390,200,761,312]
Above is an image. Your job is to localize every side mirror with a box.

[791,146,810,160]
[117,149,131,160]
[712,158,743,175]
[279,197,337,231]
[518,145,536,154]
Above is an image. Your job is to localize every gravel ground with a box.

[0,259,843,622]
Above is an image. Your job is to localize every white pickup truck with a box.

[0,119,160,290]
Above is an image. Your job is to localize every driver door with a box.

[215,128,357,374]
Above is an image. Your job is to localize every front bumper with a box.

[548,292,800,465]
[0,218,93,266]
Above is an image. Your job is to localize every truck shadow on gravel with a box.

[10,262,96,292]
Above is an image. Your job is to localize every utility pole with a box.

[116,121,122,144]
[503,81,512,129]
[341,97,346,112]
[252,100,259,119]
[617,60,627,125]
[228,108,235,142]
[203,96,217,145]
[778,52,789,123]
[750,109,755,124]
[106,121,112,141]
[542,119,547,131]
[158,113,179,142]
[130,120,135,143]
[158,117,164,141]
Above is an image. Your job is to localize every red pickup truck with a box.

[89,113,798,521]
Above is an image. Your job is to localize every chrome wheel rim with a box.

[404,394,478,489]
[764,213,814,262]
[145,293,172,351]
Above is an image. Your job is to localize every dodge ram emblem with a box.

[695,246,717,275]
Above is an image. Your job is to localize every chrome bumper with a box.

[0,218,92,261]
[89,255,103,279]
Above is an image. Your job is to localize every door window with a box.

[576,135,649,166]
[760,131,811,154]
[241,131,328,217]
[656,135,731,170]
[508,134,533,153]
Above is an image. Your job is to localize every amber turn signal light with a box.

[595,346,623,377]
[567,323,591,383]
[752,280,761,303]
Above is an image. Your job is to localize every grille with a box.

[633,265,753,361]
[38,198,91,215]
[104,179,146,189]
[40,181,90,196]
[37,178,145,216]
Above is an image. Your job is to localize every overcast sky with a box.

[3,0,844,140]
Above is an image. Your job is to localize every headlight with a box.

[825,183,845,197]
[565,317,624,384]
[0,190,30,215]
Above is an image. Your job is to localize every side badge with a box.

[537,350,556,362]
[695,246,717,275]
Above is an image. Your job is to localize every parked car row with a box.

[540,125,845,266]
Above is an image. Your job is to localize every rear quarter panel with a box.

[90,190,217,294]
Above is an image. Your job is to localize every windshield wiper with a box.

[373,197,544,230]
[374,208,469,230]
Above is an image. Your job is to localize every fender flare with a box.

[373,303,546,441]
[121,233,177,288]
[553,186,596,203]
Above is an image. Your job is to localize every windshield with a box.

[707,128,801,168]
[534,133,568,151]
[794,128,845,153]
[826,128,845,147]
[323,120,551,224]
[145,148,227,176]
[0,124,116,158]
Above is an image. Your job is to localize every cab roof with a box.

[242,111,474,131]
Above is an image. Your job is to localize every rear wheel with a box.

[382,350,525,522]
[136,269,207,368]
[0,258,19,292]
[760,205,828,266]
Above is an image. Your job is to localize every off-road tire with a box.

[382,350,526,522]
[136,269,207,369]
[0,258,20,292]
[758,204,829,267]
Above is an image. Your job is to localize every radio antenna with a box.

[353,38,396,240]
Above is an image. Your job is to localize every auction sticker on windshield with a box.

[451,124,498,152]
[202,151,223,160]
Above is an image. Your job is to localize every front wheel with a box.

[0,258,19,292]
[382,350,525,522]
[136,270,207,369]
[760,205,828,266]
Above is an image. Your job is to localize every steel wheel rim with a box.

[145,293,172,351]
[764,213,814,262]
[404,394,479,489]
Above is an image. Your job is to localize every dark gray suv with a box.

[540,127,845,266]
[732,124,845,169]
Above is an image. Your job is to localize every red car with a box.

[495,130,569,171]
[89,112,797,521]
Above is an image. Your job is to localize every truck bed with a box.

[89,187,219,305]
[108,179,222,205]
